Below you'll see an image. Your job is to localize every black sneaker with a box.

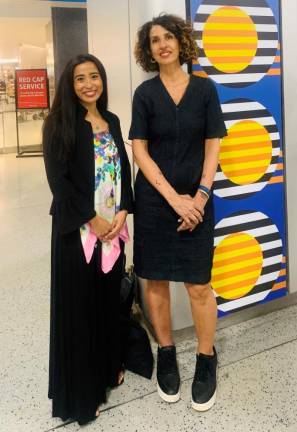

[157,345,180,403]
[191,347,218,411]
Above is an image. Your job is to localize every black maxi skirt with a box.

[48,219,124,425]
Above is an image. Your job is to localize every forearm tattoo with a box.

[155,170,163,186]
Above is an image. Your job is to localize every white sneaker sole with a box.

[157,382,181,403]
[191,389,217,412]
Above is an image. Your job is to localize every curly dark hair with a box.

[134,14,198,72]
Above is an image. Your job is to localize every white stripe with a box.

[194,23,277,33]
[263,255,283,267]
[215,171,227,181]
[215,182,266,198]
[209,73,264,83]
[256,271,280,285]
[193,22,204,31]
[216,290,270,309]
[222,101,263,113]
[197,6,273,17]
[256,24,278,32]
[219,147,279,157]
[214,161,280,183]
[215,163,279,182]
[215,212,266,229]
[270,132,280,141]
[197,57,278,67]
[251,56,277,65]
[224,117,276,128]
[272,148,280,156]
[261,239,282,251]
[198,57,279,68]
[266,164,278,173]
[258,40,279,48]
[199,40,278,49]
[214,225,278,246]
[198,57,212,67]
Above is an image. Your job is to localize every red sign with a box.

[16,69,49,109]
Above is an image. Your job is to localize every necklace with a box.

[87,111,107,132]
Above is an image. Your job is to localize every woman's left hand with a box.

[102,210,128,241]
[177,193,207,232]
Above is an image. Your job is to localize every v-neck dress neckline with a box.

[158,74,193,108]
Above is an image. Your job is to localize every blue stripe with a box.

[217,288,288,318]
[275,275,286,284]
[259,288,287,303]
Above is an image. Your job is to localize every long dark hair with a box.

[43,53,108,160]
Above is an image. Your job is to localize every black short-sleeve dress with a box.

[129,75,227,284]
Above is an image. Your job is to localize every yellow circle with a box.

[219,120,273,185]
[202,6,258,74]
[211,232,263,300]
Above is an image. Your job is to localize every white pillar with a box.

[281,0,297,293]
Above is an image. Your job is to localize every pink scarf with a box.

[81,222,130,273]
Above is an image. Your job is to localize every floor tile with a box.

[54,339,297,432]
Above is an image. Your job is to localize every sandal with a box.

[118,370,125,386]
[94,371,124,418]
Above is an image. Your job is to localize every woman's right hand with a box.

[89,214,112,239]
[169,194,204,226]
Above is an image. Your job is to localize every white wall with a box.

[87,0,192,329]
[19,44,47,69]
[281,0,297,293]
[87,0,131,139]
[87,0,187,274]
[128,0,191,330]
[87,0,133,263]
[87,0,186,135]
[129,0,186,92]
[0,18,49,58]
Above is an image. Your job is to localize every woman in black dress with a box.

[43,54,133,425]
[129,15,226,411]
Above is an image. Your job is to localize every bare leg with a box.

[145,280,173,346]
[185,282,217,355]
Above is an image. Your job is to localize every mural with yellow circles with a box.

[187,0,287,316]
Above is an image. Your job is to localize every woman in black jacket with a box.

[43,54,133,425]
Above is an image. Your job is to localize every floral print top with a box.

[80,130,121,243]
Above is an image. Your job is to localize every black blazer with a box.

[44,105,134,234]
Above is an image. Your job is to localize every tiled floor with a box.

[0,154,297,432]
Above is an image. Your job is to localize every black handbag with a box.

[123,318,154,379]
[120,261,138,316]
[119,256,154,379]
